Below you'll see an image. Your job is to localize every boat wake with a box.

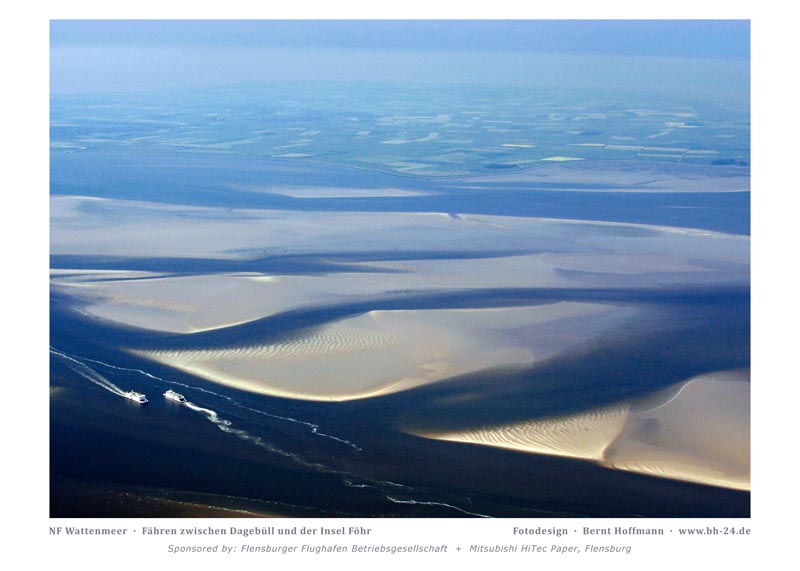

[52,347,326,470]
[51,347,496,517]
[77,354,362,451]
[182,402,232,426]
[181,401,325,470]
[50,347,126,398]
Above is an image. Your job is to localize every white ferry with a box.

[163,389,187,403]
[124,390,148,404]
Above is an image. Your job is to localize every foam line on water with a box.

[182,399,459,512]
[241,405,362,451]
[341,478,413,493]
[81,355,170,384]
[181,401,324,470]
[342,477,498,517]
[81,355,362,451]
[53,349,323,467]
[53,349,489,515]
[50,347,126,397]
[168,490,358,518]
[385,496,492,518]
[182,402,232,426]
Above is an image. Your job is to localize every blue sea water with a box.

[49,78,750,518]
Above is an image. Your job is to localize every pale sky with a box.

[50,20,750,101]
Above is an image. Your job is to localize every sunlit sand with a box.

[51,196,748,333]
[463,160,749,193]
[52,195,749,485]
[603,369,750,490]
[52,271,290,333]
[50,245,745,334]
[131,303,635,401]
[416,369,749,490]
[51,196,749,260]
[230,184,427,198]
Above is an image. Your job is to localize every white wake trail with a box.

[53,348,490,516]
[81,354,362,451]
[61,351,360,463]
[181,401,323,470]
[50,347,126,397]
[183,402,232,427]
[241,405,363,451]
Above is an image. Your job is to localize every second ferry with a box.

[124,390,148,404]
[164,389,187,403]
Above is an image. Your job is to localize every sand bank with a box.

[415,369,749,490]
[51,244,746,334]
[51,197,748,334]
[231,184,428,198]
[457,160,749,193]
[51,196,749,260]
[131,303,635,401]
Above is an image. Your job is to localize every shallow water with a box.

[51,151,750,235]
[50,148,750,517]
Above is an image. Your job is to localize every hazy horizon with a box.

[50,20,749,104]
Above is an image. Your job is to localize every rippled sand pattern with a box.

[133,310,460,400]
[132,304,640,401]
[602,373,750,490]
[428,404,631,460]
[416,370,750,490]
[134,307,613,401]
[146,324,401,363]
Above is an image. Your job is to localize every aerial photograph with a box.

[50,20,750,518]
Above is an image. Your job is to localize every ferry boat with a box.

[124,390,148,404]
[163,389,187,403]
